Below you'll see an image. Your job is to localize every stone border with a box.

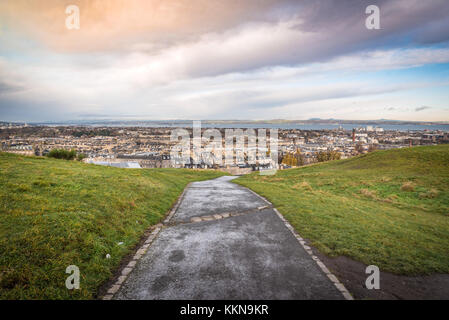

[102,226,162,300]
[101,183,192,300]
[103,179,353,300]
[163,182,192,224]
[244,187,273,206]
[273,208,353,300]
[188,205,271,223]
[244,187,354,300]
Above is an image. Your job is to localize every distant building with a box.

[87,160,141,169]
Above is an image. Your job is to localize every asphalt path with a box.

[115,176,343,300]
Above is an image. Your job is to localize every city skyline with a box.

[1,0,449,122]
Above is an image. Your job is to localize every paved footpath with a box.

[114,176,345,300]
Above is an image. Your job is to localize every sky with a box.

[0,0,449,122]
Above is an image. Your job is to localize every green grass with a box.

[235,145,449,275]
[0,153,226,299]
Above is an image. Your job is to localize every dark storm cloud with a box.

[2,0,449,76]
[416,106,432,112]
[0,80,23,94]
[283,0,449,63]
[161,0,449,78]
[1,0,448,121]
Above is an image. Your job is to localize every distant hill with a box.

[0,153,225,299]
[235,145,449,275]
[15,119,449,126]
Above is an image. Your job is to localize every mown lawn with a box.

[235,145,449,275]
[0,153,226,299]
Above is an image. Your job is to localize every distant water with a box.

[38,121,449,132]
[110,123,449,132]
[187,123,449,132]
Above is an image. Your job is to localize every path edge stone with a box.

[101,182,192,300]
[244,186,354,300]
[103,178,354,300]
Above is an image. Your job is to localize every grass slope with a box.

[0,153,226,299]
[235,145,449,275]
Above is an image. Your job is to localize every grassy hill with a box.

[0,153,226,299]
[235,145,449,275]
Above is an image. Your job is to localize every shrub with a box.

[47,149,77,160]
[316,150,341,162]
[77,153,87,161]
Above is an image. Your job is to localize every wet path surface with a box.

[114,176,343,300]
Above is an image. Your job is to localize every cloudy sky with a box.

[1,0,449,122]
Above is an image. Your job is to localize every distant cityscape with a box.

[1,121,448,174]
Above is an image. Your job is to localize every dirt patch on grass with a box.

[360,188,376,199]
[292,181,312,191]
[401,181,415,192]
[419,188,439,199]
[315,252,449,300]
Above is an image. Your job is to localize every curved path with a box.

[114,176,346,300]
